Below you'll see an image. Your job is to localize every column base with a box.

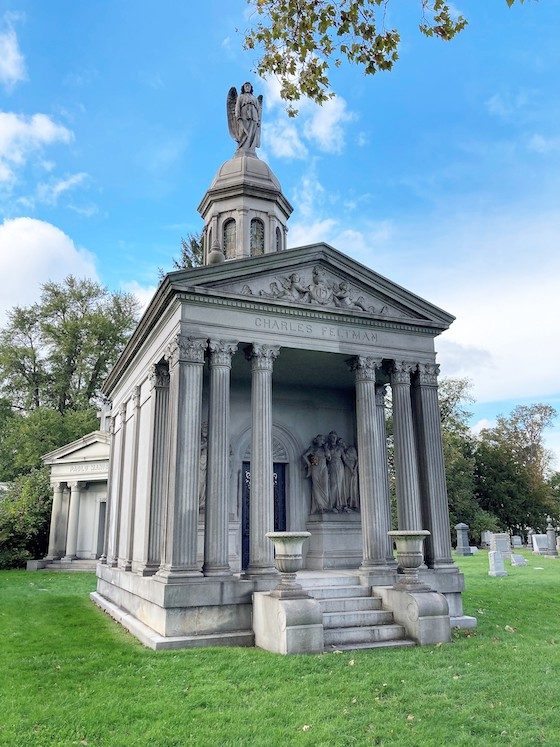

[133,562,160,577]
[358,565,397,587]
[203,565,233,577]
[61,555,77,562]
[44,554,61,561]
[242,566,278,580]
[155,566,204,584]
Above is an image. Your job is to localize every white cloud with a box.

[470,418,495,436]
[37,172,89,205]
[260,75,355,159]
[0,112,73,184]
[303,96,355,154]
[0,217,97,320]
[121,280,156,313]
[485,90,530,120]
[527,133,560,154]
[0,14,26,92]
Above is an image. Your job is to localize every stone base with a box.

[450,615,478,629]
[91,592,254,650]
[374,586,451,645]
[96,564,255,638]
[253,591,324,654]
[305,512,362,570]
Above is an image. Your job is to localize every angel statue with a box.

[227,82,263,153]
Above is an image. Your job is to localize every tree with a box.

[244,1,522,113]
[0,276,138,414]
[0,467,52,568]
[159,232,204,280]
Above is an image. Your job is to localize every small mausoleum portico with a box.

[92,82,475,651]
[29,431,110,570]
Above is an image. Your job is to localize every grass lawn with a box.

[1,552,559,746]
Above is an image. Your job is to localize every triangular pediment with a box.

[42,431,110,464]
[168,243,455,328]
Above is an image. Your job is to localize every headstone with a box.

[469,546,479,554]
[546,521,558,557]
[511,535,522,548]
[490,533,511,559]
[532,534,548,554]
[510,553,527,567]
[481,530,493,549]
[455,523,472,556]
[488,551,507,577]
[557,536,560,556]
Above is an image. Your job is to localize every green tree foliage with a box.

[0,407,99,482]
[245,1,528,113]
[159,233,204,280]
[474,404,559,533]
[0,467,52,568]
[0,276,138,414]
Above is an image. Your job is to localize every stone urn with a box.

[388,530,431,591]
[266,531,311,599]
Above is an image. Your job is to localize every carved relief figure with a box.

[326,431,346,511]
[303,432,360,514]
[303,435,330,514]
[227,82,263,153]
[341,442,359,511]
[308,266,334,306]
[198,421,208,511]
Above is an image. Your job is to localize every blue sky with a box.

[1,1,559,463]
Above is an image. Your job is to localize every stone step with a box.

[318,596,383,613]
[324,623,407,647]
[300,575,361,588]
[325,639,416,652]
[323,609,394,629]
[307,585,372,600]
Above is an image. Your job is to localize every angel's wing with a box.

[226,87,238,142]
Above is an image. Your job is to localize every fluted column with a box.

[99,412,115,564]
[63,481,83,560]
[244,343,279,577]
[137,363,170,575]
[157,334,206,581]
[122,385,141,571]
[203,340,238,576]
[412,363,456,569]
[45,482,65,560]
[108,401,128,567]
[390,361,423,531]
[375,384,398,567]
[349,357,393,570]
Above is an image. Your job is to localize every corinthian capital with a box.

[208,339,238,367]
[166,334,207,365]
[245,343,280,371]
[149,362,171,389]
[416,362,440,387]
[390,360,417,385]
[347,356,382,382]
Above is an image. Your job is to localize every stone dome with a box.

[209,152,282,194]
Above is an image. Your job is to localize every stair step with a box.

[307,585,373,599]
[300,575,360,588]
[324,624,407,646]
[318,596,383,613]
[323,610,394,628]
[325,639,416,652]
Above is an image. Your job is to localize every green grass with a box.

[1,552,559,747]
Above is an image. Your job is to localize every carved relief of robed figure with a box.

[303,431,360,514]
[227,82,263,153]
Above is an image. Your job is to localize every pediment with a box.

[43,431,110,464]
[169,243,454,327]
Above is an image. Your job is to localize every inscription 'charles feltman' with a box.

[254,316,377,343]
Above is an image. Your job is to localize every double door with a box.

[241,461,286,570]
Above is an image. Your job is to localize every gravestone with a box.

[481,530,492,549]
[488,551,507,577]
[557,536,560,556]
[511,535,522,548]
[490,533,511,559]
[532,534,548,554]
[455,523,472,556]
[469,546,479,555]
[510,553,527,567]
[546,521,558,557]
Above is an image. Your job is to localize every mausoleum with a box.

[91,82,475,651]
